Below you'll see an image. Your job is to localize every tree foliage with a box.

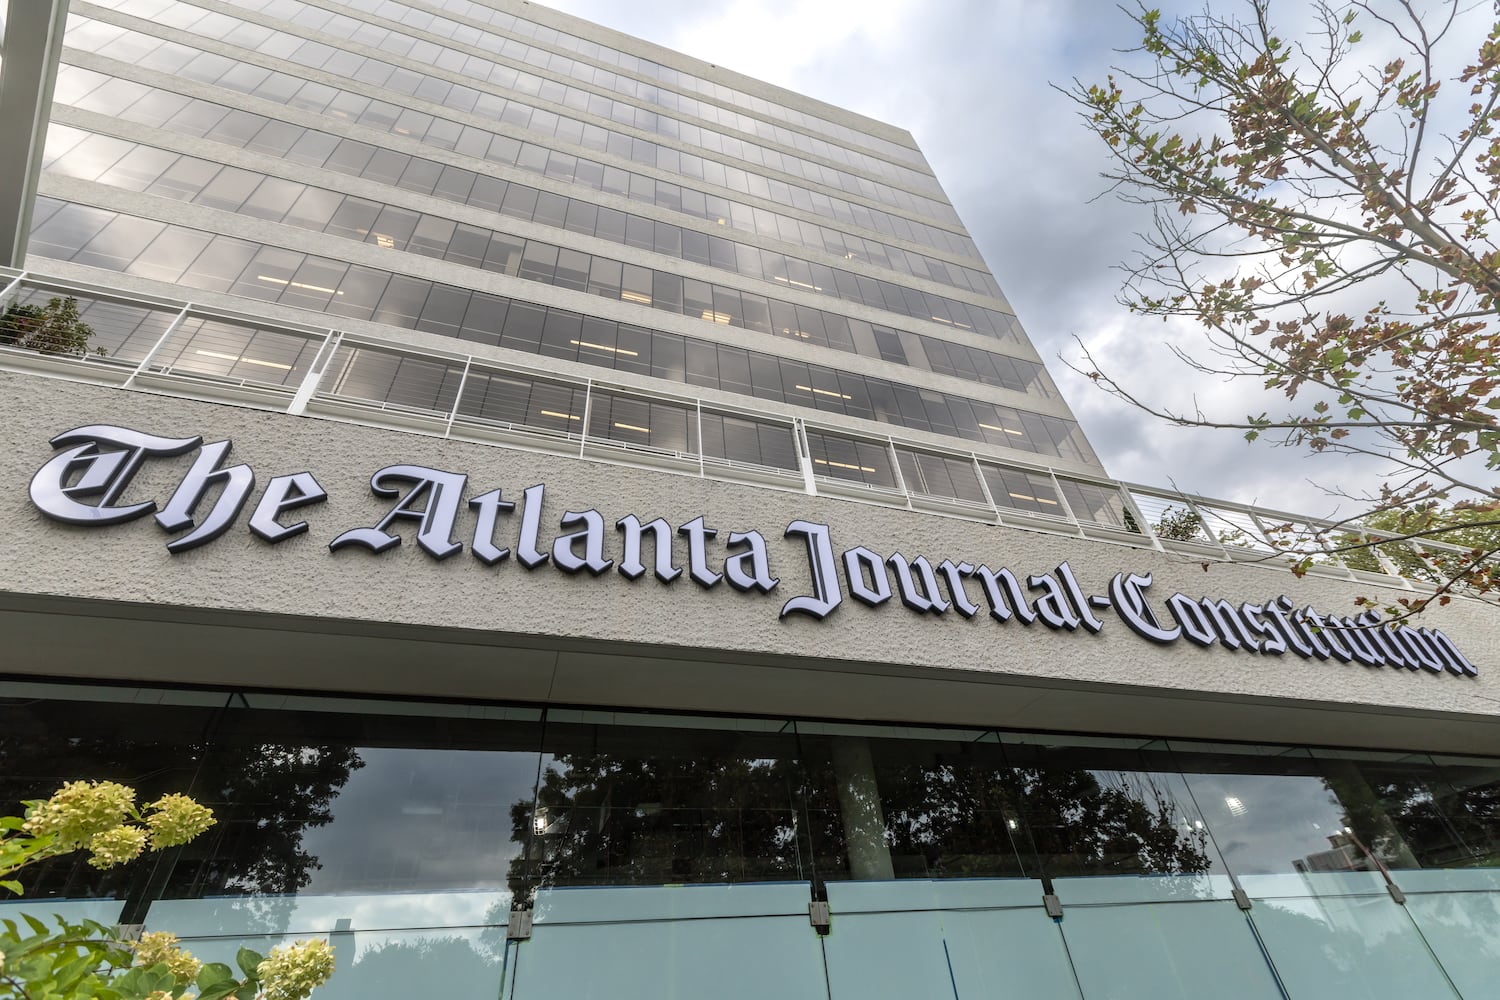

[507,747,1210,894]
[0,296,99,355]
[0,782,335,1000]
[1071,0,1500,612]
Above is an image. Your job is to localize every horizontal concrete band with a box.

[2,372,1496,753]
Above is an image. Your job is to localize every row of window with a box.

[344,0,938,172]
[28,197,1097,464]
[328,344,802,470]
[806,431,1127,526]
[4,284,1092,515]
[329,0,933,174]
[8,687,1499,904]
[325,340,1119,526]
[68,7,962,241]
[201,0,947,200]
[45,80,1008,333]
[45,124,1050,398]
[54,54,993,298]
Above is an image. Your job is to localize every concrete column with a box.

[830,736,894,880]
[0,0,69,268]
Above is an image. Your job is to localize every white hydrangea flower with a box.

[257,939,336,1000]
[86,824,148,869]
[23,781,134,848]
[144,794,216,850]
[134,931,203,984]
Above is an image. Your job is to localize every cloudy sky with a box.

[538,0,1408,519]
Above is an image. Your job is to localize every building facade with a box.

[2,1,1499,997]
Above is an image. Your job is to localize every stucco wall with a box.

[2,372,1497,749]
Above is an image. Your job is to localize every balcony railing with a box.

[0,267,1481,597]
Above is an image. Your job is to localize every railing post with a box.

[287,330,341,415]
[121,304,191,389]
[1182,496,1223,549]
[0,272,27,313]
[971,454,1003,524]
[1047,470,1082,534]
[1120,487,1163,551]
[445,355,473,438]
[794,419,817,496]
[578,379,592,457]
[695,398,704,478]
[887,437,911,507]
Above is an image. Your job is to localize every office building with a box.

[1,1,1497,997]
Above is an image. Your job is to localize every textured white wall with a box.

[2,372,1496,749]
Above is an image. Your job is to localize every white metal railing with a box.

[0,267,1485,597]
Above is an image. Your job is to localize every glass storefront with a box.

[3,681,1497,998]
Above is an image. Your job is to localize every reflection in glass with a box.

[517,715,826,890]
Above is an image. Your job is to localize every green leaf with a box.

[197,962,236,990]
[235,946,263,982]
[1,879,23,896]
[197,981,243,1000]
[23,912,48,935]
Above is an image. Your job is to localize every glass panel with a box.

[1171,743,1422,876]
[154,698,543,918]
[999,735,1224,884]
[1400,870,1500,998]
[513,884,825,1000]
[822,881,1079,999]
[1246,879,1457,998]
[0,686,219,903]
[527,712,817,889]
[1053,878,1282,999]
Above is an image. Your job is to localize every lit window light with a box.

[620,290,652,305]
[1007,492,1058,506]
[256,275,343,295]
[540,410,580,421]
[194,349,293,371]
[570,339,639,357]
[613,422,650,433]
[979,421,1025,436]
[374,234,395,249]
[1224,796,1247,816]
[770,275,823,291]
[794,383,851,400]
[814,458,876,473]
[700,310,732,324]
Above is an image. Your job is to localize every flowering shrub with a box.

[0,782,335,1000]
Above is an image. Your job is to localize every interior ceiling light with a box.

[814,458,876,473]
[256,275,342,295]
[1008,491,1058,505]
[794,384,851,400]
[570,339,638,357]
[194,349,293,371]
